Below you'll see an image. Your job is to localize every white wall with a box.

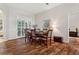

[1,3,79,42]
[35,4,70,43]
[7,7,35,39]
[0,4,35,40]
[35,4,79,43]
[0,4,10,39]
[69,4,79,36]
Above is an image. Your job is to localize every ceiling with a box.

[4,3,62,15]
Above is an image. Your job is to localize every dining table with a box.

[25,28,52,47]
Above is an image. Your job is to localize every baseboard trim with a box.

[8,37,25,40]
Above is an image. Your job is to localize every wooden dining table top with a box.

[26,29,53,36]
[27,29,48,37]
[35,31,47,35]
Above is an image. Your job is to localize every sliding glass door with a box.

[17,18,31,37]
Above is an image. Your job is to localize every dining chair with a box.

[31,29,38,44]
[48,30,53,45]
[25,28,31,43]
[43,28,48,32]
[41,29,53,47]
[36,29,40,32]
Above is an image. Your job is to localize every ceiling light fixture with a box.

[45,3,49,5]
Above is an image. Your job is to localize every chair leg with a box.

[39,39,42,45]
[31,39,33,44]
[50,38,52,45]
[46,39,49,48]
[25,37,26,43]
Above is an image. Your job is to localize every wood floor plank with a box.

[0,38,79,55]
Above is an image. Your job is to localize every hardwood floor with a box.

[69,37,79,50]
[0,38,79,55]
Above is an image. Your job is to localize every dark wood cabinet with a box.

[69,31,78,37]
[54,36,63,43]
